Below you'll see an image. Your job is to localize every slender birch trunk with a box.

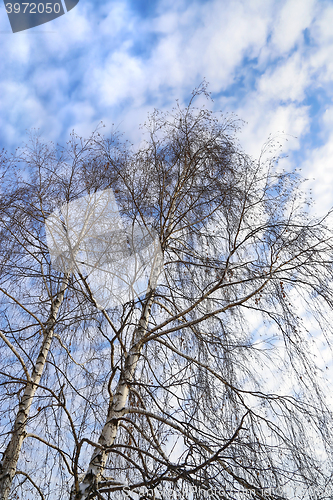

[0,275,69,500]
[71,252,162,500]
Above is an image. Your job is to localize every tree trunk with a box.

[71,254,162,500]
[0,275,69,500]
[71,343,144,500]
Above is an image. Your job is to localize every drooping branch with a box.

[0,275,69,500]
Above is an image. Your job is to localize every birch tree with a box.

[2,85,333,500]
[0,133,109,499]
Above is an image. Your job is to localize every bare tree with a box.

[1,85,333,500]
[0,133,106,499]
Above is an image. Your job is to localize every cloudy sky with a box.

[0,0,333,213]
[1,0,333,482]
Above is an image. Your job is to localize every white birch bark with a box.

[0,275,69,500]
[70,251,163,500]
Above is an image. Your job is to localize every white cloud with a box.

[310,1,333,44]
[0,80,45,140]
[0,0,332,179]
[302,135,333,216]
[257,52,310,103]
[148,0,271,92]
[220,93,309,160]
[88,49,146,107]
[269,0,315,54]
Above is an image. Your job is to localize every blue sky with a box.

[2,0,333,487]
[1,0,333,213]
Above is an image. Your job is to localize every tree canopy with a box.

[1,86,333,500]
